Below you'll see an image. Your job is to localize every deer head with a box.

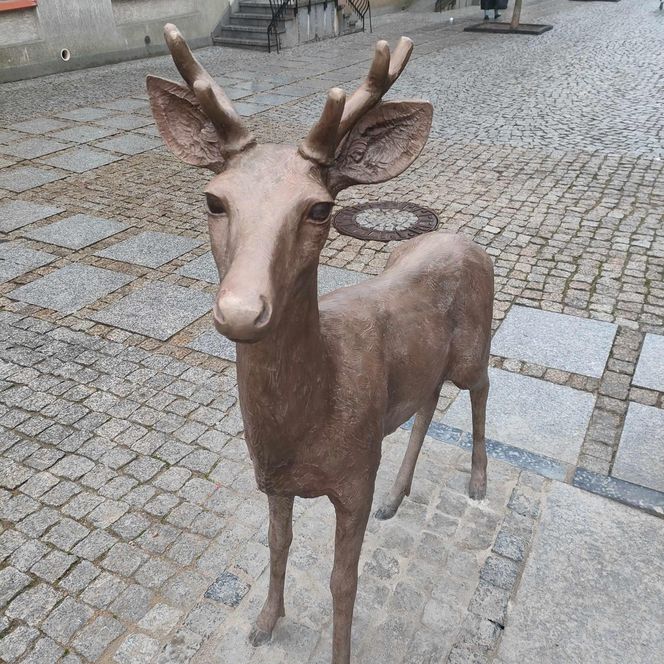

[147,25,433,342]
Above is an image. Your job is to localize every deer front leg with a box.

[329,496,372,664]
[249,494,294,647]
[469,376,489,500]
[375,390,439,520]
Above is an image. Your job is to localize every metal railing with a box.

[346,0,371,33]
[267,0,298,53]
[267,0,370,53]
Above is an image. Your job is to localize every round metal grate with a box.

[333,201,439,242]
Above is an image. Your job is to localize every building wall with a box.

[0,0,229,83]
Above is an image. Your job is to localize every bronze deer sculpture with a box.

[147,24,493,664]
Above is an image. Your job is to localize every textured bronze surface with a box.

[148,25,494,664]
[333,201,439,242]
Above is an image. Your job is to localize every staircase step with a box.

[218,24,284,40]
[213,36,273,52]
[229,13,287,27]
[238,1,294,16]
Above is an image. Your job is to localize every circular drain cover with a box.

[333,201,439,242]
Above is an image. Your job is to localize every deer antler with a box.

[163,24,255,155]
[299,37,413,166]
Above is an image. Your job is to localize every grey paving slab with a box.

[96,231,203,268]
[40,147,122,173]
[7,264,133,314]
[0,167,67,193]
[97,99,150,113]
[318,265,368,295]
[0,200,64,232]
[443,368,594,464]
[22,214,128,250]
[50,125,119,144]
[0,242,57,282]
[491,306,617,378]
[494,482,664,664]
[244,93,295,106]
[95,134,162,156]
[7,119,70,135]
[177,252,218,284]
[612,402,664,493]
[187,329,235,362]
[233,102,271,117]
[134,126,160,137]
[0,157,17,169]
[0,138,71,160]
[229,80,277,93]
[90,282,211,340]
[224,87,254,102]
[0,130,24,145]
[56,108,118,122]
[632,334,664,392]
[93,115,152,131]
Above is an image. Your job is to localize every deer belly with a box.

[252,459,332,498]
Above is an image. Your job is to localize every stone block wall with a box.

[0,0,228,83]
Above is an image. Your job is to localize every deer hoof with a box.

[468,478,487,501]
[374,501,399,521]
[249,626,272,647]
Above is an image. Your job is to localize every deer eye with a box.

[206,194,226,215]
[308,202,333,223]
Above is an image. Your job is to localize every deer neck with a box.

[235,266,331,441]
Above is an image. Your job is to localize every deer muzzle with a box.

[213,288,273,342]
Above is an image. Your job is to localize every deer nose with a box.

[213,290,272,341]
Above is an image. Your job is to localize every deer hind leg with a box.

[375,390,439,521]
[468,375,489,500]
[249,495,294,647]
[330,496,372,664]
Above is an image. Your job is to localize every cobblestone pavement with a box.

[1,0,664,662]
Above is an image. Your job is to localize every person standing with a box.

[482,0,508,20]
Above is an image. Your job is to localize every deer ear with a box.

[146,75,225,171]
[329,101,433,193]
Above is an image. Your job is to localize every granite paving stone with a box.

[96,231,203,268]
[40,146,122,172]
[91,282,211,340]
[0,200,64,232]
[0,166,67,192]
[491,305,617,378]
[0,137,71,159]
[188,329,236,362]
[50,124,119,144]
[113,633,161,664]
[233,101,271,117]
[318,264,369,295]
[72,615,124,660]
[443,368,595,464]
[177,251,218,283]
[8,264,133,314]
[22,213,128,249]
[494,482,664,664]
[612,402,664,493]
[0,129,23,144]
[632,334,664,393]
[56,107,119,121]
[96,133,162,154]
[98,98,151,112]
[93,114,153,130]
[7,118,70,134]
[0,242,57,282]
